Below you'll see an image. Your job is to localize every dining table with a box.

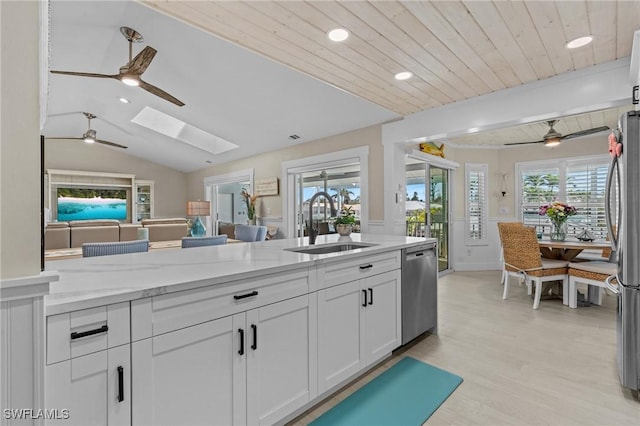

[538,239,612,261]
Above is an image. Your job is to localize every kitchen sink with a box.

[285,242,378,255]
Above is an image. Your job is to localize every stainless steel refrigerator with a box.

[605,110,640,391]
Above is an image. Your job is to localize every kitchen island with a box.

[44,234,434,425]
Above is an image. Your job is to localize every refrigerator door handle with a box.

[605,275,620,294]
[605,156,619,252]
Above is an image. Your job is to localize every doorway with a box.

[406,158,452,272]
[204,169,254,236]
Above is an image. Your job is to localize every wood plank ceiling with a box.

[143,0,639,119]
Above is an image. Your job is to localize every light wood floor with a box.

[289,271,640,425]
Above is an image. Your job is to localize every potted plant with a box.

[241,189,259,225]
[333,206,356,236]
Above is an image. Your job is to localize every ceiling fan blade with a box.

[45,137,126,149]
[561,126,610,140]
[138,79,185,106]
[46,137,83,140]
[504,139,545,146]
[127,46,157,75]
[50,70,118,79]
[96,139,128,149]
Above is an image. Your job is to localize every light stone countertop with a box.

[44,233,433,316]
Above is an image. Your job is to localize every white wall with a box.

[0,1,41,279]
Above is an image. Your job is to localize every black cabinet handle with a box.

[359,264,373,270]
[234,290,258,301]
[362,289,368,307]
[70,325,108,340]
[251,324,257,350]
[238,328,245,355]
[368,288,373,305]
[415,252,424,257]
[117,366,124,402]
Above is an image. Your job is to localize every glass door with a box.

[292,165,361,238]
[428,166,449,272]
[406,159,450,272]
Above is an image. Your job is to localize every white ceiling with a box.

[43,1,398,172]
[43,1,640,172]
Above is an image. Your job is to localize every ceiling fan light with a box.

[121,75,139,87]
[544,137,561,147]
[83,129,96,143]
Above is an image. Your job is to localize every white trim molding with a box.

[1,272,56,426]
[281,146,370,238]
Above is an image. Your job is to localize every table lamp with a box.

[186,200,210,237]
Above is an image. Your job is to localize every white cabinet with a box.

[133,180,154,222]
[45,302,131,426]
[246,294,316,425]
[131,294,316,426]
[45,345,130,426]
[317,269,401,394]
[132,316,243,426]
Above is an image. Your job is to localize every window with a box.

[517,155,610,239]
[465,163,488,244]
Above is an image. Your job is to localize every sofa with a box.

[69,220,120,248]
[140,218,189,242]
[44,221,71,250]
[44,218,190,250]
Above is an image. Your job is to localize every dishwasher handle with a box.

[405,246,435,261]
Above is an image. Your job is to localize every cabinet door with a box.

[363,270,401,366]
[246,295,316,425]
[132,315,246,426]
[317,280,365,394]
[45,344,130,426]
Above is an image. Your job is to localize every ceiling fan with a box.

[47,112,128,149]
[505,120,610,147]
[50,26,184,107]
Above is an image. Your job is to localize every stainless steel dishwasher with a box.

[401,242,438,345]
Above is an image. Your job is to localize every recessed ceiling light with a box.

[395,71,413,81]
[566,35,593,49]
[327,28,349,42]
[119,97,131,104]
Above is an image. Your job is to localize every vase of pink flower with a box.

[539,201,577,241]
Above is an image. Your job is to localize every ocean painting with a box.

[57,188,127,221]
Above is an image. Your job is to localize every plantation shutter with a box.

[465,164,488,244]
[565,158,610,240]
[517,155,610,239]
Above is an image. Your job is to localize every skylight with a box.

[131,107,238,155]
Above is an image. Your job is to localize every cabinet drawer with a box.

[47,302,130,365]
[131,267,311,339]
[318,250,401,289]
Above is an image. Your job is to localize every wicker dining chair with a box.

[567,261,618,308]
[501,225,569,309]
[497,222,527,287]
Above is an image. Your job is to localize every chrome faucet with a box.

[307,191,337,245]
